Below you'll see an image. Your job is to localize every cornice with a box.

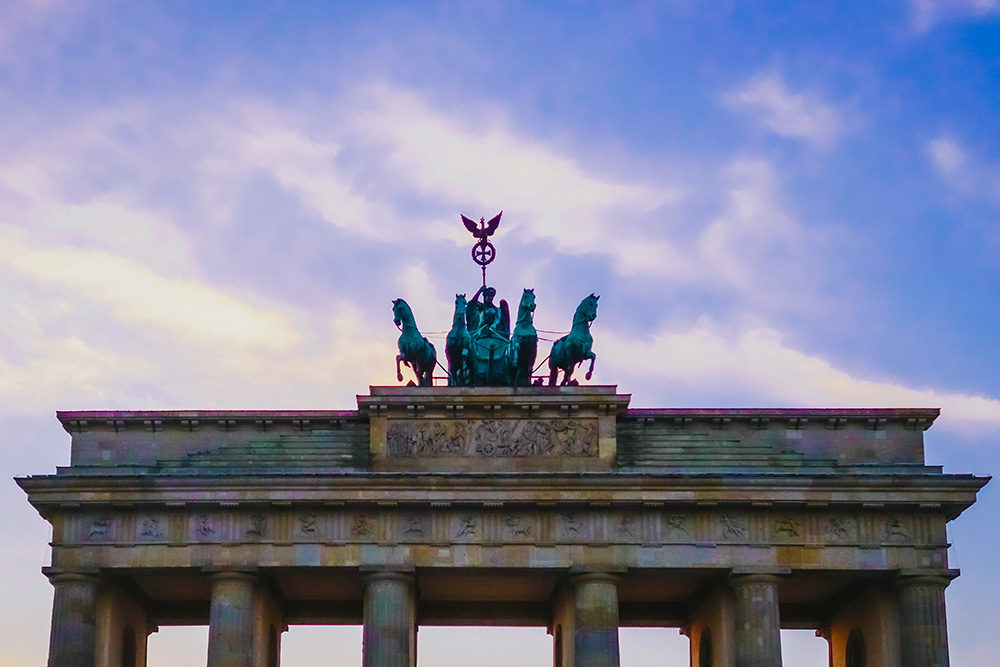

[16,471,989,520]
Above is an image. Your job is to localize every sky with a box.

[1,0,999,665]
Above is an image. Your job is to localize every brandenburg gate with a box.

[17,386,987,667]
[16,213,988,666]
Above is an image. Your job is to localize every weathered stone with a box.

[15,386,988,666]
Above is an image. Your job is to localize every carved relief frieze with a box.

[351,513,375,539]
[885,516,911,543]
[56,508,946,559]
[504,513,533,539]
[191,514,218,541]
[87,515,113,541]
[773,516,801,540]
[718,513,748,541]
[297,513,318,536]
[664,513,690,540]
[559,512,588,541]
[826,516,856,542]
[403,514,426,537]
[386,419,598,457]
[245,514,267,539]
[137,516,164,541]
[455,514,478,539]
[614,513,640,540]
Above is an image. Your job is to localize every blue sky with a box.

[1,1,999,665]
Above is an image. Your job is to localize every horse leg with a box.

[396,354,405,382]
[562,364,575,386]
[585,351,597,380]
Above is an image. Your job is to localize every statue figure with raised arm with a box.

[466,284,510,340]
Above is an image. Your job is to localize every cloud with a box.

[722,72,845,148]
[0,228,299,349]
[347,85,683,262]
[604,321,1000,431]
[925,134,1000,204]
[910,0,1000,33]
[927,136,966,175]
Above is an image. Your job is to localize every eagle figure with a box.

[461,211,503,241]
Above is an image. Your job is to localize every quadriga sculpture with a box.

[392,298,436,387]
[508,288,537,387]
[445,294,472,386]
[548,293,598,386]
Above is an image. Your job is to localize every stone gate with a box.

[17,385,987,666]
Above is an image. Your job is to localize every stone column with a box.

[571,573,621,667]
[363,572,416,667]
[207,572,258,667]
[47,571,101,667]
[730,574,782,667]
[897,575,951,667]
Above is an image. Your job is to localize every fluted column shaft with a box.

[571,573,621,667]
[897,575,951,667]
[731,574,782,667]
[363,572,416,667]
[207,572,258,667]
[47,572,101,667]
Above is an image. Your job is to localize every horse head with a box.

[575,293,599,325]
[392,298,410,328]
[520,288,536,314]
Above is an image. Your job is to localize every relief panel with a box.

[136,515,166,542]
[663,513,691,542]
[386,419,598,457]
[558,511,590,542]
[189,513,220,542]
[716,513,748,542]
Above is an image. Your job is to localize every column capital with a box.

[569,572,623,587]
[207,570,259,585]
[894,571,958,590]
[728,572,785,587]
[362,570,416,586]
[42,568,102,586]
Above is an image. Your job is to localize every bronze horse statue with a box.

[548,293,598,386]
[508,288,537,386]
[445,294,472,386]
[392,298,436,387]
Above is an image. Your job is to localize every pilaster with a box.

[689,585,736,667]
[95,583,151,667]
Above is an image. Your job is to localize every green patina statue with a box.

[548,293,598,386]
[396,286,594,387]
[392,212,596,387]
[392,298,436,387]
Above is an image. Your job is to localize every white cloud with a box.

[0,228,299,349]
[603,321,1000,431]
[911,0,1000,33]
[925,134,1000,204]
[348,85,680,255]
[927,136,966,175]
[722,72,844,147]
